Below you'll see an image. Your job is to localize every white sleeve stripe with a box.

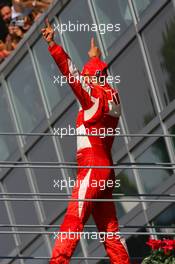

[84,97,100,121]
[67,59,91,96]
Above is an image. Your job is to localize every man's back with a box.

[48,43,121,153]
[76,83,120,152]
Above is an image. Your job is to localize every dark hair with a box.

[0,2,11,11]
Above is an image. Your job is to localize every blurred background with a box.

[0,0,175,263]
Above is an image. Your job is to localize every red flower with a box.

[146,239,162,251]
[161,239,175,255]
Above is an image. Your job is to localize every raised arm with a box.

[13,0,50,12]
[41,19,93,110]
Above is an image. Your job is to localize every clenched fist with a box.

[41,18,55,46]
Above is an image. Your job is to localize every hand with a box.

[8,25,23,38]
[88,37,101,58]
[0,40,6,51]
[3,49,11,57]
[14,26,23,37]
[13,0,24,10]
[41,18,55,46]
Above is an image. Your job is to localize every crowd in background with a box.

[0,0,53,63]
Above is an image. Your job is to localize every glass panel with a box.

[24,239,49,264]
[33,36,70,111]
[93,0,133,51]
[53,103,78,183]
[48,214,83,257]
[3,168,39,245]
[0,85,18,161]
[136,138,173,193]
[143,3,175,106]
[127,228,150,260]
[59,0,99,69]
[111,39,157,133]
[115,158,139,219]
[169,124,175,150]
[54,103,77,162]
[7,53,46,133]
[153,203,175,239]
[28,136,67,222]
[111,123,126,156]
[133,0,154,16]
[0,188,16,256]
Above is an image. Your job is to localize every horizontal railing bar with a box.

[0,161,174,165]
[0,256,143,260]
[0,231,174,235]
[0,224,174,228]
[0,132,174,137]
[0,165,174,169]
[0,198,174,202]
[0,193,174,197]
[0,256,109,260]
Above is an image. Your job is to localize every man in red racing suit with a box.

[42,20,130,264]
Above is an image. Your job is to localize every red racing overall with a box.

[48,43,130,264]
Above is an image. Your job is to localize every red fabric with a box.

[48,43,130,264]
[50,148,130,264]
[81,57,108,76]
[48,43,120,152]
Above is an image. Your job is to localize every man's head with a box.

[0,3,11,24]
[81,37,108,86]
[81,57,108,86]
